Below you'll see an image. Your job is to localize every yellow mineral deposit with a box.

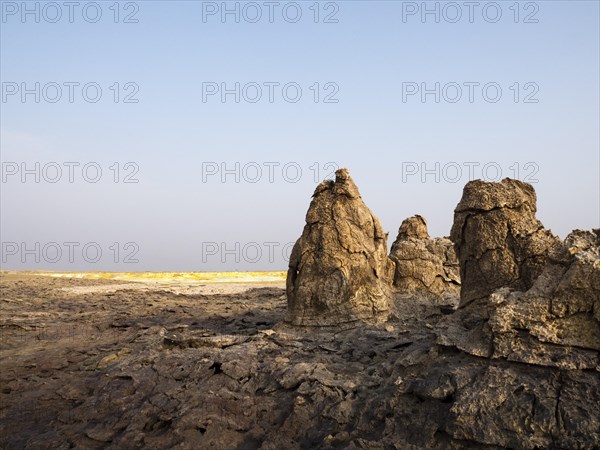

[40,271,287,284]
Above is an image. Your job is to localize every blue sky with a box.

[1,0,599,270]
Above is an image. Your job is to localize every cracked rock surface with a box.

[286,168,394,326]
[450,178,560,307]
[1,272,598,449]
[389,215,460,305]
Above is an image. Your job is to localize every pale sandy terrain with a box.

[44,271,286,297]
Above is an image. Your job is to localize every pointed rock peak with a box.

[396,215,429,240]
[331,168,361,198]
[389,215,460,304]
[286,168,393,326]
[312,179,334,197]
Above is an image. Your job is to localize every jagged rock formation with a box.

[487,229,600,369]
[286,168,394,326]
[450,178,560,307]
[440,228,600,357]
[437,179,600,448]
[435,230,600,448]
[389,215,460,304]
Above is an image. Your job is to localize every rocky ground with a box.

[1,271,598,450]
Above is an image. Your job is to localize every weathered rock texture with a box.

[450,178,560,307]
[487,229,600,369]
[2,272,598,450]
[436,179,599,447]
[441,227,599,353]
[435,228,600,447]
[389,215,460,304]
[286,168,393,326]
[437,179,599,447]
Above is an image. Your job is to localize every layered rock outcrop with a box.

[389,215,460,304]
[286,168,394,326]
[487,228,600,369]
[450,178,560,307]
[442,178,599,366]
[435,179,600,447]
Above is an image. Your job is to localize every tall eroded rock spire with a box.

[450,178,559,307]
[286,168,394,326]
